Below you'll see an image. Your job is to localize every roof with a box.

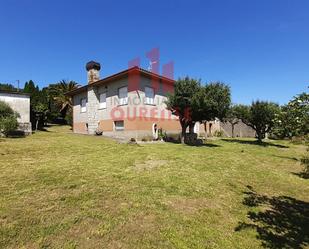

[0,90,30,96]
[66,66,175,96]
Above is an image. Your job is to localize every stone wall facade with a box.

[72,74,180,138]
[86,86,99,135]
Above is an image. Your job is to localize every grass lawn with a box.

[0,125,308,249]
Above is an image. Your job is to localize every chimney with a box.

[86,61,101,84]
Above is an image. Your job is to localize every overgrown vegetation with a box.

[273,92,309,139]
[0,100,19,137]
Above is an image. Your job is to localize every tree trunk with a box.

[257,131,263,143]
[189,122,195,134]
[180,122,187,144]
[204,122,208,139]
[35,119,39,131]
[231,124,235,138]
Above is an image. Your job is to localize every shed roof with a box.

[0,90,30,96]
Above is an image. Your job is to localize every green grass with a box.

[0,125,308,249]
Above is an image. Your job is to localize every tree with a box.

[0,101,19,137]
[193,82,231,136]
[48,80,79,123]
[273,92,309,138]
[23,80,49,130]
[235,101,280,142]
[0,83,17,92]
[165,77,231,143]
[165,77,201,143]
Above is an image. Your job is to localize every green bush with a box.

[65,110,73,126]
[141,135,153,142]
[0,101,19,137]
[163,133,181,143]
[214,130,224,137]
[0,100,15,117]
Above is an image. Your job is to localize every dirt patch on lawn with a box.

[164,197,214,215]
[107,213,159,247]
[134,159,168,171]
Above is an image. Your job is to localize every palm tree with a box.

[49,80,79,117]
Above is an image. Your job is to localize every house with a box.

[67,61,255,140]
[66,61,181,139]
[0,90,32,134]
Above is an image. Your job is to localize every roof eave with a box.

[65,67,175,97]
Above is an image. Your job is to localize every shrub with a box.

[65,109,73,126]
[0,116,18,137]
[0,101,19,137]
[141,135,153,142]
[0,100,15,117]
[158,128,164,140]
[163,133,181,143]
[214,130,224,137]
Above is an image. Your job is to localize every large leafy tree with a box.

[273,92,309,138]
[235,101,280,142]
[165,77,201,143]
[166,78,231,143]
[192,82,231,135]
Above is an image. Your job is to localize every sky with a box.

[0,0,308,105]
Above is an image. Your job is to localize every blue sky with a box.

[0,0,308,104]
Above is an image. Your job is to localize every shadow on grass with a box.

[235,185,309,248]
[6,130,26,138]
[190,143,221,147]
[38,127,51,132]
[164,140,221,147]
[222,139,289,148]
[292,172,309,180]
[273,155,299,161]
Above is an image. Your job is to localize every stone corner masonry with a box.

[86,61,101,134]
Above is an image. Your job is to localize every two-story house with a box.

[66,61,181,139]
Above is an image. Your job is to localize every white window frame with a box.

[80,98,87,113]
[118,86,128,105]
[145,86,155,105]
[114,120,124,131]
[99,92,107,109]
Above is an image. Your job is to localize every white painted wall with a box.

[0,93,30,123]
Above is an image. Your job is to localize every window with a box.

[145,87,154,105]
[114,120,124,131]
[80,98,87,113]
[99,93,106,109]
[118,86,128,105]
